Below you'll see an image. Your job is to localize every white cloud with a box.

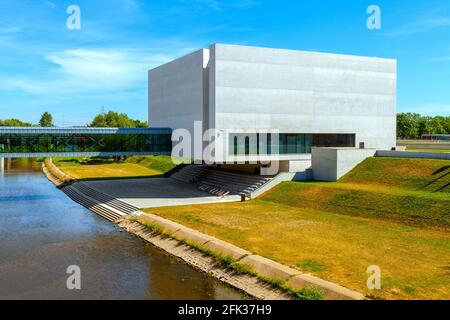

[0,48,179,96]
[0,26,20,34]
[430,56,450,62]
[45,49,166,86]
[387,16,450,37]
[121,0,140,11]
[181,0,260,11]
[42,0,56,9]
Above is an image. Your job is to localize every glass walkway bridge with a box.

[0,127,172,158]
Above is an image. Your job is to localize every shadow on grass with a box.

[435,182,450,192]
[438,263,450,277]
[56,159,81,164]
[432,166,450,175]
[418,167,449,192]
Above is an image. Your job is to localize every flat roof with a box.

[212,43,397,63]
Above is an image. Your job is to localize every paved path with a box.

[84,177,241,209]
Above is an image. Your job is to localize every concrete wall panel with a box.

[209,44,397,161]
[149,49,209,159]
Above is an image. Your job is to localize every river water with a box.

[0,158,245,300]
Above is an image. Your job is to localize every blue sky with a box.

[0,0,449,126]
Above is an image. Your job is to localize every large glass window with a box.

[229,133,355,155]
[0,133,172,154]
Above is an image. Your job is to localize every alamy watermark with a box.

[366,265,381,290]
[66,265,81,290]
[66,5,81,30]
[171,121,280,175]
[367,5,381,30]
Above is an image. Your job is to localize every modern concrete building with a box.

[149,43,397,175]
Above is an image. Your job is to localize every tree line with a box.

[0,111,148,128]
[397,113,450,139]
[1,111,449,139]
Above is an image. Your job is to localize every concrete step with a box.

[62,188,118,222]
[62,185,125,222]
[171,165,207,183]
[71,183,139,214]
[62,187,121,220]
[201,175,266,190]
[171,165,273,197]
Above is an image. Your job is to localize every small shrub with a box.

[294,285,324,300]
[230,262,256,276]
[135,219,165,235]
[401,286,417,295]
[297,259,327,272]
[258,275,288,291]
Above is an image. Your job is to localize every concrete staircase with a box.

[61,182,140,222]
[171,165,272,198]
[171,165,208,183]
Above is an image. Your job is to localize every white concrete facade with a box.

[148,49,209,157]
[148,43,397,168]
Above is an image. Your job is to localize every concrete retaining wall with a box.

[312,148,377,181]
[397,140,450,150]
[376,150,450,160]
[136,213,365,300]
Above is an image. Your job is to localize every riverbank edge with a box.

[42,159,365,300]
[118,218,294,300]
[42,161,294,300]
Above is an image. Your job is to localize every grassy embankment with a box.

[144,157,450,300]
[52,156,177,180]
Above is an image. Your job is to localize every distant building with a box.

[422,134,450,141]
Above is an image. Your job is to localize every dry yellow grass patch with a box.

[146,201,450,300]
[59,163,162,180]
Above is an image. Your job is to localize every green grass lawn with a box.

[144,157,450,300]
[340,157,449,193]
[53,155,177,180]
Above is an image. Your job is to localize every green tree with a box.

[90,114,108,127]
[397,113,408,138]
[39,112,54,127]
[0,118,33,127]
[134,119,148,128]
[444,116,450,134]
[417,116,433,136]
[431,116,446,134]
[397,113,420,139]
[397,113,450,138]
[89,110,147,128]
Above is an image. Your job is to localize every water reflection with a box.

[0,158,246,300]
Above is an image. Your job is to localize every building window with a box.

[0,133,172,154]
[229,133,355,155]
[245,136,250,155]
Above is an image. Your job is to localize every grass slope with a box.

[53,156,176,180]
[123,155,177,173]
[340,157,449,193]
[259,157,450,229]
